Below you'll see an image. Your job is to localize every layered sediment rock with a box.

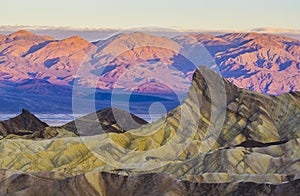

[0,67,299,195]
[0,171,299,196]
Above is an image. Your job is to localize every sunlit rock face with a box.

[1,31,300,95]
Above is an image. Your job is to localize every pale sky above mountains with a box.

[1,0,299,30]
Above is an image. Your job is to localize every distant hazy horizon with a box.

[1,25,300,41]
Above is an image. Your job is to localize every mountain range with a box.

[0,67,299,195]
[0,30,300,96]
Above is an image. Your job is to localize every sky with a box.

[1,0,299,31]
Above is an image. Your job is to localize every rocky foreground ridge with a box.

[0,67,299,195]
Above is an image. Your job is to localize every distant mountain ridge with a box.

[0,30,299,97]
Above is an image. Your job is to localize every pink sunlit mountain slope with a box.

[0,30,299,95]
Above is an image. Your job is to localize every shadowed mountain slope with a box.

[0,109,48,136]
[62,108,148,136]
[0,170,299,196]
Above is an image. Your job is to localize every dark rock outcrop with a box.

[0,109,48,136]
[62,108,148,136]
[0,171,299,196]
